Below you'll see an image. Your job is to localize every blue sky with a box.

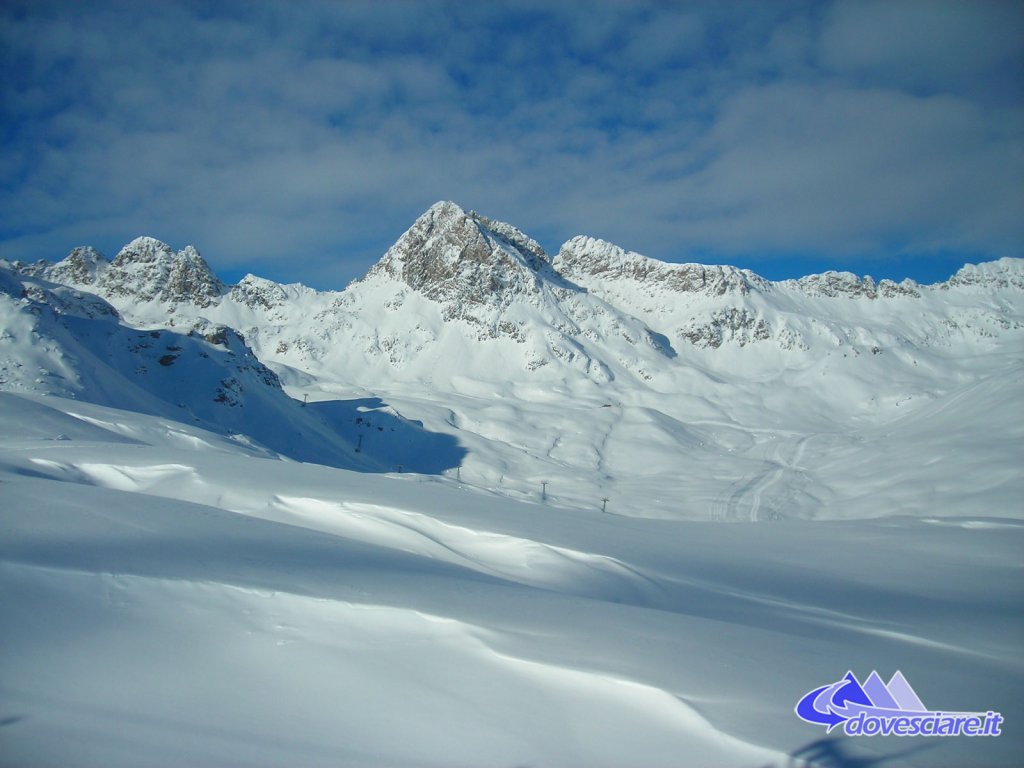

[2,0,1022,289]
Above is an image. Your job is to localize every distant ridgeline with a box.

[5,200,1022,393]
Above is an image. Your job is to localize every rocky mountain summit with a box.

[333,202,674,381]
[943,258,1024,291]
[364,201,552,308]
[47,245,107,286]
[102,237,225,307]
[14,237,225,309]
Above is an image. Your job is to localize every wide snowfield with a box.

[1,392,1021,767]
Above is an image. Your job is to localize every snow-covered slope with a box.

[1,392,1020,767]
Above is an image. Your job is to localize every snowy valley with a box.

[1,201,1022,767]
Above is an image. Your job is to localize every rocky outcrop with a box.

[678,309,773,349]
[791,271,921,299]
[229,274,290,311]
[47,246,107,286]
[943,258,1024,291]
[98,237,224,307]
[555,236,768,295]
[363,201,553,313]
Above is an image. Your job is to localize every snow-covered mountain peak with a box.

[48,246,108,286]
[100,237,225,307]
[112,236,175,266]
[362,201,553,308]
[790,271,922,299]
[9,238,225,310]
[229,274,292,311]
[944,257,1024,291]
[325,203,676,384]
[555,236,768,296]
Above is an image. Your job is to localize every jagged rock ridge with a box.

[102,237,225,307]
[15,237,226,309]
[556,236,768,296]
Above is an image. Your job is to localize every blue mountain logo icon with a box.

[795,671,1002,738]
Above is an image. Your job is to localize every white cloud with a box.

[819,0,1024,96]
[1,1,1021,287]
[668,82,1024,254]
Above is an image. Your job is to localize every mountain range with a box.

[2,200,1022,518]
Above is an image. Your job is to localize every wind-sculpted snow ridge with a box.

[1,392,1021,766]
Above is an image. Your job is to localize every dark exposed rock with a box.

[64,237,228,307]
[678,308,772,348]
[556,236,768,295]
[48,246,107,285]
[364,201,549,311]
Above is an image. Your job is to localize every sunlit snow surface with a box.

[1,392,1021,767]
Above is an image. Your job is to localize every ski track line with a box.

[722,433,816,522]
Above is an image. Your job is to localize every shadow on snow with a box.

[308,397,467,475]
[764,737,937,768]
